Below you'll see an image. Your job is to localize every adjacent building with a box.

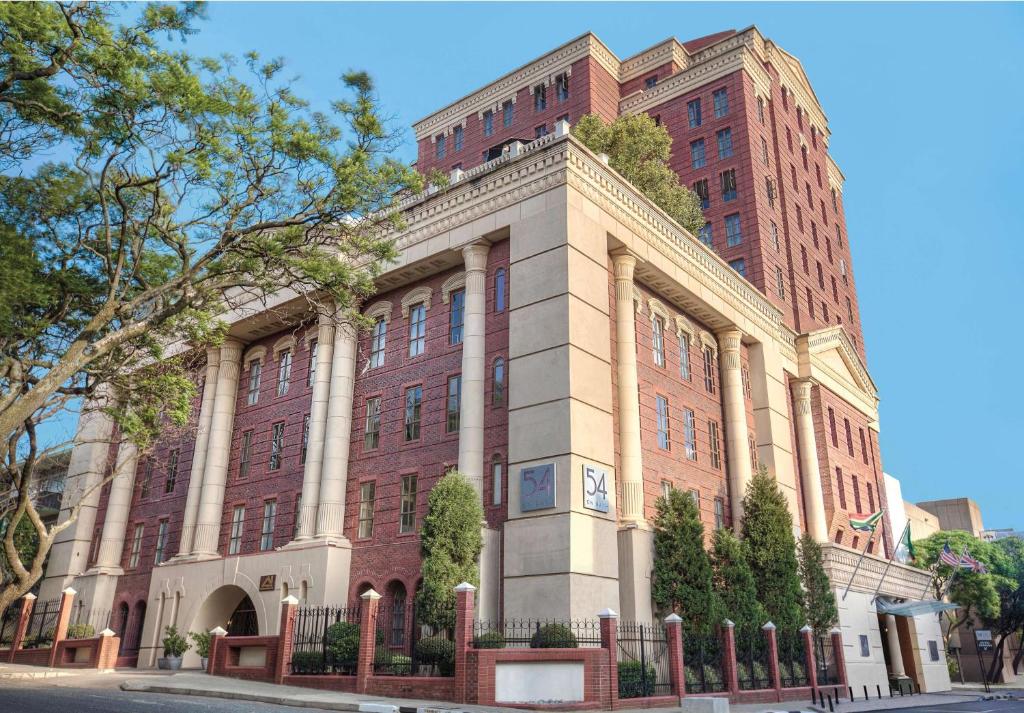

[916,498,984,538]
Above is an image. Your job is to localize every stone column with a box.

[178,347,220,554]
[91,439,138,571]
[791,379,829,543]
[191,338,244,556]
[453,582,476,704]
[293,314,336,541]
[885,614,906,677]
[612,252,644,524]
[314,318,357,540]
[457,242,490,496]
[718,328,753,532]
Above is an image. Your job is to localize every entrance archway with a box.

[184,585,262,668]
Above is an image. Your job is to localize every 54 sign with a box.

[583,464,609,513]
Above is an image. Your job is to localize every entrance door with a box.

[227,595,259,636]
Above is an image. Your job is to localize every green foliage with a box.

[798,533,838,635]
[415,635,455,674]
[741,467,804,634]
[710,528,767,635]
[290,649,322,673]
[66,623,94,640]
[161,625,190,657]
[572,113,705,236]
[652,488,721,634]
[530,623,578,649]
[324,621,360,666]
[373,650,411,675]
[0,516,39,582]
[685,664,723,690]
[189,630,212,657]
[415,471,483,632]
[618,660,657,698]
[472,631,506,649]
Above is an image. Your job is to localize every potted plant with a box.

[190,630,212,671]
[157,625,191,670]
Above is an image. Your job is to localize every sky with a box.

[83,2,1022,528]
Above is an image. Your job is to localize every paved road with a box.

[857,700,1024,713]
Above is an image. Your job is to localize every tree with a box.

[978,537,1024,682]
[741,467,804,633]
[415,471,483,632]
[652,488,721,634]
[798,533,838,635]
[572,113,705,236]
[0,3,426,614]
[710,528,766,635]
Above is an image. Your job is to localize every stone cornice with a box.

[820,543,932,600]
[797,326,879,420]
[618,38,686,82]
[827,155,846,193]
[763,41,830,142]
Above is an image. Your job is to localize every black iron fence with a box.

[735,627,771,690]
[684,631,726,694]
[815,634,839,686]
[289,605,361,675]
[0,606,18,646]
[616,621,672,698]
[68,606,110,638]
[470,618,602,649]
[23,597,60,648]
[777,630,809,687]
[373,604,452,677]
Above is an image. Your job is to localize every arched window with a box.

[492,358,505,406]
[492,457,503,506]
[128,602,146,654]
[116,602,130,654]
[494,268,506,312]
[390,582,407,646]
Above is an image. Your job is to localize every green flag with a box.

[899,523,916,560]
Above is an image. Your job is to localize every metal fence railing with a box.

[735,627,771,690]
[777,631,809,687]
[68,606,111,638]
[0,606,18,647]
[289,605,361,675]
[373,604,452,677]
[616,621,672,698]
[471,618,602,649]
[23,597,60,649]
[815,634,840,686]
[684,631,726,694]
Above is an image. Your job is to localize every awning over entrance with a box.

[875,598,960,617]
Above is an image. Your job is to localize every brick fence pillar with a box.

[275,595,298,684]
[48,587,76,668]
[801,625,818,691]
[598,608,619,709]
[665,613,685,699]
[96,628,120,671]
[208,626,227,674]
[453,582,476,704]
[721,619,739,697]
[356,588,381,694]
[763,621,781,701]
[830,627,848,688]
[8,593,35,662]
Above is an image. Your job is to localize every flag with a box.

[961,550,987,573]
[849,510,884,532]
[898,524,916,560]
[939,542,962,567]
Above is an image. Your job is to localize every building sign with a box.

[259,574,276,592]
[975,629,993,651]
[582,464,609,513]
[520,463,556,512]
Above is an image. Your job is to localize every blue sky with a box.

[101,2,1022,527]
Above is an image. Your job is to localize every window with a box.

[823,301,830,322]
[391,587,406,645]
[836,223,843,249]
[534,124,548,139]
[453,125,463,152]
[725,214,742,247]
[832,275,839,302]
[709,420,721,469]
[533,84,546,111]
[742,366,752,399]
[165,449,178,494]
[713,88,728,117]
[757,96,765,124]
[239,430,253,478]
[716,128,733,158]
[446,375,462,433]
[721,169,737,202]
[812,222,819,248]
[370,319,386,368]
[248,360,262,405]
[765,176,776,207]
[867,482,875,513]
[661,480,672,498]
[816,163,823,188]
[928,640,940,662]
[399,475,417,534]
[805,182,813,207]
[714,498,725,529]
[656,395,671,450]
[301,414,310,464]
[832,188,838,212]
[826,238,833,264]
[493,358,505,405]
[693,179,709,210]
[859,635,870,658]
[358,482,375,538]
[361,397,381,450]
[645,75,658,89]
[816,261,824,289]
[556,72,569,102]
[687,98,702,128]
[786,126,793,151]
[836,468,847,509]
[652,316,666,367]
[729,258,746,278]
[703,346,716,394]
[260,499,277,551]
[404,386,422,441]
[698,224,713,247]
[859,428,869,464]
[749,434,759,470]
[761,137,769,165]
[492,459,503,506]
[154,520,168,564]
[503,100,513,128]
[683,408,697,460]
[140,459,153,500]
[844,418,854,456]
[791,163,797,188]
[449,289,465,344]
[128,524,143,568]
[679,332,691,380]
[277,349,292,396]
[557,113,569,125]
[808,288,815,318]
[269,422,284,470]
[801,245,809,274]
[690,139,706,169]
[494,268,506,312]
[853,474,862,512]
[834,528,844,544]
[408,303,426,357]
[690,489,699,507]
[776,267,786,300]
[847,296,854,322]
[435,134,445,159]
[828,408,838,447]
[229,506,244,555]
[770,221,780,251]
[483,109,494,137]
[801,145,808,170]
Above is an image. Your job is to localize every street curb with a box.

[120,682,363,711]
[0,669,77,680]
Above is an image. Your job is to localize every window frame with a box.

[446,374,462,433]
[369,319,386,368]
[449,289,465,345]
[683,408,697,461]
[247,360,262,405]
[357,481,376,539]
[277,348,292,397]
[260,499,277,551]
[269,421,285,471]
[364,396,382,450]
[239,430,253,479]
[404,385,422,442]
[656,395,671,450]
[399,474,418,534]
[228,505,245,555]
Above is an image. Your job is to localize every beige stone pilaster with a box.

[191,338,244,556]
[91,440,138,571]
[293,314,336,541]
[612,251,644,524]
[791,378,828,543]
[314,317,358,540]
[885,614,906,676]
[457,242,491,495]
[717,328,753,531]
[177,347,220,555]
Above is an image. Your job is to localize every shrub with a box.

[161,625,190,658]
[416,635,455,674]
[530,623,577,649]
[66,623,94,639]
[324,621,360,666]
[374,650,411,675]
[685,664,723,691]
[473,631,506,649]
[189,630,211,657]
[618,660,657,698]
[290,650,322,674]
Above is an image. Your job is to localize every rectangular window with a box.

[358,482,375,538]
[786,126,793,151]
[449,289,465,344]
[713,88,728,118]
[860,635,870,658]
[832,188,839,212]
[761,137,770,165]
[277,349,292,396]
[533,84,546,111]
[771,221,780,251]
[534,124,548,139]
[801,245,809,274]
[364,397,381,450]
[661,480,672,499]
[679,333,691,380]
[154,520,168,564]
[140,459,153,500]
[239,430,253,478]
[495,268,506,312]
[808,288,815,319]
[483,109,494,137]
[823,301,830,322]
[757,96,765,124]
[928,640,940,662]
[743,366,752,399]
[709,420,721,469]
[836,468,847,510]
[399,475,417,534]
[796,205,804,232]
[269,421,284,470]
[652,316,666,367]
[128,524,143,568]
[229,506,244,555]
[729,258,746,278]
[867,482,875,513]
[859,428,869,464]
[687,98,702,128]
[725,213,742,246]
[714,498,725,530]
[844,418,854,456]
[817,261,825,289]
[656,395,671,450]
[716,128,733,158]
[260,499,277,551]
[776,267,786,300]
[435,134,446,159]
[690,489,699,507]
[690,139,706,169]
[300,414,310,464]
[836,223,843,249]
[408,303,426,357]
[853,474,862,512]
[493,357,505,405]
[370,319,386,368]
[308,339,318,386]
[492,460,503,506]
[165,449,178,494]
[765,176,776,207]
[248,361,262,405]
[556,72,569,102]
[404,386,422,441]
[645,75,658,89]
[826,238,833,264]
[721,169,737,202]
[683,408,697,461]
[446,375,462,433]
[749,434,759,470]
[503,99,513,128]
[703,346,716,394]
[453,125,463,152]
[698,224,713,247]
[828,407,838,447]
[693,178,709,210]
[834,528,844,544]
[847,296,854,321]
[832,275,839,303]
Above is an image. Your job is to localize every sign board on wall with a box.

[495,661,584,703]
[259,574,276,592]
[975,629,993,651]
[520,463,556,512]
[582,464,609,513]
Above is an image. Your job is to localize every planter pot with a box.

[157,656,182,670]
[200,657,209,671]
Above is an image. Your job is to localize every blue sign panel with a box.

[520,463,556,512]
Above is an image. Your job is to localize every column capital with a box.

[461,241,490,272]
[205,346,221,366]
[220,337,244,360]
[716,328,743,354]
[790,377,814,403]
[610,249,639,280]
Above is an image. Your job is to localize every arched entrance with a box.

[184,585,262,668]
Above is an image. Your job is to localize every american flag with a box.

[940,543,962,567]
[961,551,988,573]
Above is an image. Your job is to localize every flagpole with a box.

[870,521,909,604]
[842,525,877,601]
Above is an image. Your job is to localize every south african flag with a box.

[849,510,884,532]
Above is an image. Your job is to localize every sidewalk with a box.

[0,661,79,680]
[726,691,979,713]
